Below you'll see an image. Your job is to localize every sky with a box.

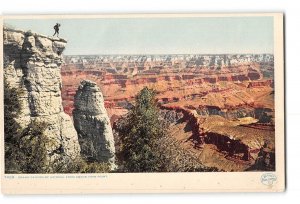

[4,17,274,55]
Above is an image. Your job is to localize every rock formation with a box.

[3,27,81,165]
[73,80,116,169]
[59,44,275,172]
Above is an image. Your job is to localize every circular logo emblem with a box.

[261,173,277,186]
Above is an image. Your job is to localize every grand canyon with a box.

[3,14,276,173]
[2,14,285,196]
[61,54,275,171]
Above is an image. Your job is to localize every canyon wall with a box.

[160,106,275,171]
[59,43,274,172]
[3,28,81,163]
[73,80,116,169]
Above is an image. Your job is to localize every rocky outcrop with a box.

[160,107,275,171]
[247,80,273,88]
[3,27,81,163]
[73,80,116,169]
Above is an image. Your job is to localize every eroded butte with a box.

[61,54,275,171]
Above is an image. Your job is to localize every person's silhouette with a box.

[53,23,60,37]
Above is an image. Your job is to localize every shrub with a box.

[17,121,50,173]
[55,158,111,173]
[4,78,24,173]
[4,78,50,173]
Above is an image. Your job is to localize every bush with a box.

[4,78,24,173]
[4,78,23,142]
[55,158,111,173]
[4,78,50,173]
[155,135,218,172]
[17,121,50,173]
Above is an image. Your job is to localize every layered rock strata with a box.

[3,27,81,163]
[160,106,275,171]
[73,80,116,169]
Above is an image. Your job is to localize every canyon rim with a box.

[2,15,279,174]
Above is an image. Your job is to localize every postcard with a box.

[0,13,285,194]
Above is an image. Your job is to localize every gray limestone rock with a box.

[73,80,116,169]
[3,27,81,165]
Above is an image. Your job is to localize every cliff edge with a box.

[3,27,81,165]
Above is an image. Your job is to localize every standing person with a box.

[53,23,60,37]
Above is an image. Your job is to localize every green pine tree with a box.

[117,87,166,172]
